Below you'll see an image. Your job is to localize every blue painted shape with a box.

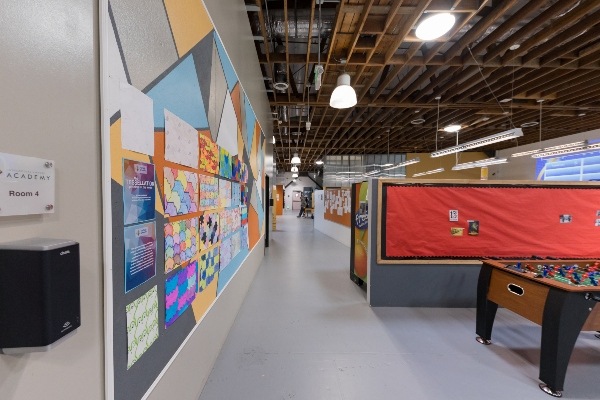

[244,94,255,150]
[217,246,249,295]
[214,33,239,92]
[146,55,208,129]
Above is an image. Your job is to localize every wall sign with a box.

[0,152,55,216]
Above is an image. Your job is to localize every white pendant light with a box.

[315,160,324,165]
[291,152,301,164]
[292,173,298,178]
[329,73,357,109]
[415,13,456,41]
[291,165,298,173]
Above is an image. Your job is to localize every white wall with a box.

[491,128,600,180]
[0,1,103,399]
[313,190,351,247]
[280,173,319,210]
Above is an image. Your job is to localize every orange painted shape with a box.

[237,126,244,160]
[164,0,214,56]
[248,204,260,250]
[191,274,218,322]
[110,118,151,185]
[231,83,242,132]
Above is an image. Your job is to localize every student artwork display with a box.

[122,160,155,225]
[164,218,199,273]
[220,230,241,271]
[241,224,249,250]
[199,134,219,174]
[231,182,241,207]
[240,205,248,225]
[219,179,232,208]
[126,285,159,369]
[232,158,242,181]
[324,188,352,227]
[198,174,219,210]
[220,208,241,238]
[240,162,248,183]
[219,147,232,179]
[165,261,197,328]
[240,184,248,206]
[124,221,157,293]
[163,167,198,216]
[198,245,219,293]
[119,82,154,156]
[199,211,220,250]
[164,109,199,169]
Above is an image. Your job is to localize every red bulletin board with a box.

[381,182,600,260]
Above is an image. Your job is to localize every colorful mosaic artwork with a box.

[232,158,242,181]
[220,207,241,238]
[219,179,232,208]
[240,205,248,225]
[240,162,248,183]
[198,246,219,293]
[126,285,159,369]
[241,184,248,206]
[219,147,232,179]
[231,182,241,207]
[163,167,198,216]
[241,224,249,250]
[199,173,219,210]
[220,230,241,270]
[199,134,219,174]
[199,211,220,250]
[164,218,199,273]
[165,261,197,328]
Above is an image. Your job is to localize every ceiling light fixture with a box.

[291,152,301,164]
[531,141,600,158]
[292,173,298,178]
[451,157,508,171]
[411,118,425,125]
[443,124,462,133]
[412,167,445,177]
[509,44,520,51]
[329,73,357,109]
[315,160,324,165]
[499,98,512,103]
[520,121,538,128]
[512,141,588,158]
[415,13,456,41]
[382,157,421,171]
[430,128,523,158]
[291,165,298,173]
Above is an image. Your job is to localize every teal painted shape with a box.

[244,94,255,150]
[146,55,208,129]
[214,33,239,92]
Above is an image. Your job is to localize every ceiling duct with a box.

[273,45,288,91]
[253,8,335,41]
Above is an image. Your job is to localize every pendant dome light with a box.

[415,13,456,41]
[291,152,301,164]
[291,165,298,173]
[329,73,357,109]
[292,173,298,178]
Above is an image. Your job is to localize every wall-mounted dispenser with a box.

[0,238,80,354]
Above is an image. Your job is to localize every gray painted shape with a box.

[110,0,179,90]
[111,180,197,400]
[240,85,247,149]
[208,40,227,141]
[192,31,214,123]
[368,179,480,307]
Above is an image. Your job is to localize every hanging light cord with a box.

[467,46,514,129]
[539,100,543,143]
[435,97,440,151]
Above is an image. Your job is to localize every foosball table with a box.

[476,259,600,397]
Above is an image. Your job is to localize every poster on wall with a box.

[164,218,199,273]
[123,159,155,225]
[124,221,157,293]
[324,188,352,226]
[164,109,199,169]
[119,82,154,156]
[163,167,199,216]
[350,182,368,283]
[165,261,197,328]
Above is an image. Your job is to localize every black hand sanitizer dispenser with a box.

[0,238,80,353]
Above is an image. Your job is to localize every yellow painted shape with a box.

[164,0,214,57]
[191,274,218,321]
[110,119,150,185]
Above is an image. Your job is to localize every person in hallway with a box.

[297,194,307,217]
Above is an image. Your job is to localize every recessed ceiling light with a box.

[521,121,539,128]
[509,44,520,51]
[578,112,586,117]
[481,117,490,121]
[499,98,512,103]
[411,118,426,125]
[415,13,456,41]
[443,124,462,133]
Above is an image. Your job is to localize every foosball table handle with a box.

[584,292,600,302]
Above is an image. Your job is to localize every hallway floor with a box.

[198,213,600,400]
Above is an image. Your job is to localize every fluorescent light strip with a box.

[531,142,600,158]
[451,157,508,171]
[511,149,541,157]
[512,141,587,158]
[412,168,445,177]
[431,128,523,158]
[382,157,421,171]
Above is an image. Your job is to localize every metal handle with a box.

[585,293,600,302]
[507,283,524,296]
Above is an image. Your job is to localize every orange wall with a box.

[275,185,284,215]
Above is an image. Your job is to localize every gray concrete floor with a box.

[199,213,600,400]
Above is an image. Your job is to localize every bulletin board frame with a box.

[376,180,600,265]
